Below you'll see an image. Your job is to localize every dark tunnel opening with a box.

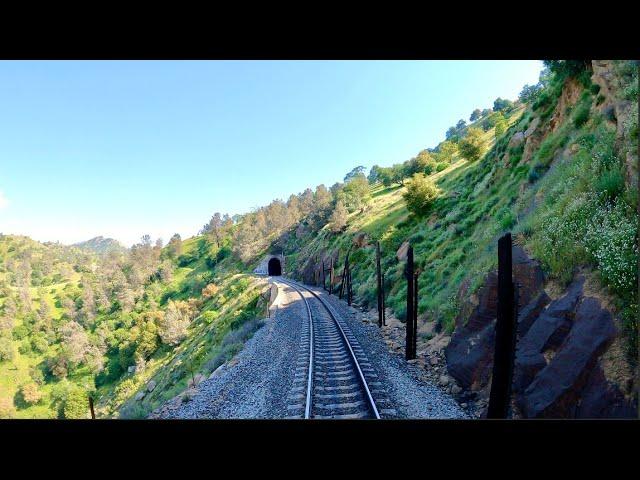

[268,257,282,276]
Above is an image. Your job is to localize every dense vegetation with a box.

[0,233,268,418]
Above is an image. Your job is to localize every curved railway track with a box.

[278,277,395,419]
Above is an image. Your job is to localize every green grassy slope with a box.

[285,62,638,363]
[0,233,269,419]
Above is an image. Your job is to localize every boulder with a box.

[524,117,540,138]
[396,241,410,261]
[517,291,551,338]
[508,132,525,148]
[512,245,545,307]
[352,232,369,248]
[521,297,616,418]
[134,391,145,402]
[146,380,157,392]
[576,365,637,418]
[445,272,498,390]
[513,278,584,397]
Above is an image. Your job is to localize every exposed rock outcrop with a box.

[591,60,638,187]
[445,246,637,418]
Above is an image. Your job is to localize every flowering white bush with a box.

[584,200,638,296]
[536,190,638,298]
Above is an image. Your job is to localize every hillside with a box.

[0,60,637,419]
[0,233,269,418]
[73,236,126,255]
[281,60,638,416]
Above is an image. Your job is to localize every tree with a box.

[343,166,367,183]
[376,167,395,187]
[157,300,195,346]
[458,127,487,162]
[481,108,492,117]
[493,97,514,112]
[367,165,382,184]
[543,60,591,82]
[434,140,458,164]
[445,126,458,140]
[309,184,333,228]
[0,336,14,361]
[20,383,43,405]
[329,201,348,233]
[519,83,542,103]
[470,109,482,122]
[63,388,89,419]
[414,150,436,174]
[166,233,182,259]
[402,173,439,217]
[204,213,225,247]
[0,397,16,419]
[390,164,408,186]
[456,119,467,130]
[342,175,371,213]
[494,116,508,137]
[202,283,219,299]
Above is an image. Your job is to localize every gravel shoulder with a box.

[152,279,303,419]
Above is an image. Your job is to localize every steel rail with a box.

[278,277,380,420]
[276,278,314,419]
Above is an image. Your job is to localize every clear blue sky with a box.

[0,60,543,246]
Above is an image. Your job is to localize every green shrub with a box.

[572,94,592,128]
[494,118,508,137]
[402,173,439,217]
[63,388,89,419]
[535,127,570,167]
[497,208,516,231]
[528,165,544,183]
[12,324,29,340]
[458,127,487,162]
[595,168,625,201]
[0,337,14,361]
[201,310,220,324]
[435,162,448,172]
[119,402,148,419]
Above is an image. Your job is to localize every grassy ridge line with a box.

[285,106,525,334]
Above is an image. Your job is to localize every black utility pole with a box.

[381,271,386,326]
[88,396,96,419]
[339,248,351,299]
[376,242,383,327]
[405,245,416,360]
[413,271,418,358]
[322,260,326,290]
[487,233,518,419]
[329,256,334,295]
[347,263,353,306]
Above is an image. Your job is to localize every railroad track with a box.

[278,277,395,419]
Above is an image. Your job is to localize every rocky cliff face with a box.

[444,62,638,418]
[591,60,638,187]
[445,246,637,418]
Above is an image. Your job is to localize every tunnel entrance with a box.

[268,257,282,276]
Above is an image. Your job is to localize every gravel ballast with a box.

[300,282,468,419]
[153,280,303,419]
[153,277,467,419]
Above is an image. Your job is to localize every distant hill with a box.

[73,236,126,254]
